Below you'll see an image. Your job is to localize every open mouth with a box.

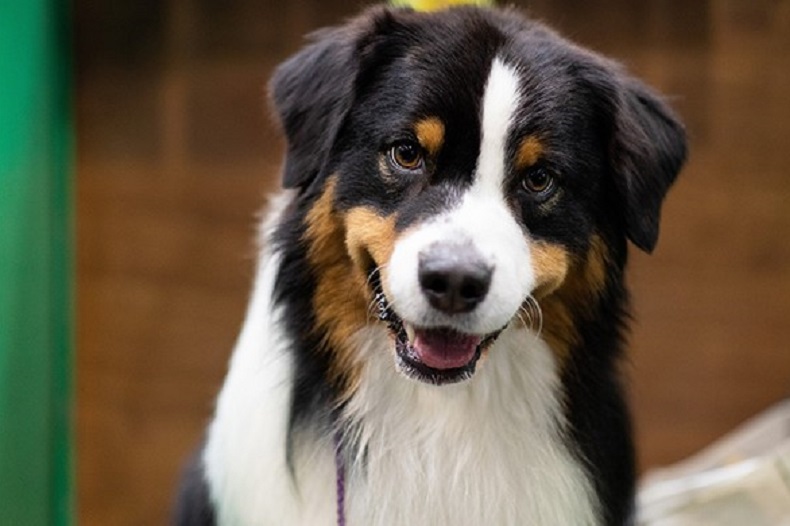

[372,270,503,385]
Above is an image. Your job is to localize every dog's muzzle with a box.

[372,242,504,385]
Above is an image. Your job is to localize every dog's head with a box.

[271,7,686,387]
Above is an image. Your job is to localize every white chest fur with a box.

[204,250,599,526]
[340,327,599,526]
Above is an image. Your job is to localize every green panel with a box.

[0,0,74,525]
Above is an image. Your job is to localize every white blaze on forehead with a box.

[386,57,535,336]
[477,57,521,191]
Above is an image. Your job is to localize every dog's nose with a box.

[418,242,492,314]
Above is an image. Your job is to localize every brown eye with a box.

[522,167,554,194]
[389,141,425,171]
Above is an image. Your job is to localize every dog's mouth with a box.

[372,270,503,385]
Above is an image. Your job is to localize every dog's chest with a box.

[343,431,597,526]
[329,328,600,526]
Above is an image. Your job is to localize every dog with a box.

[175,5,686,525]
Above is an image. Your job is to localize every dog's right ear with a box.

[269,8,401,191]
[269,28,358,190]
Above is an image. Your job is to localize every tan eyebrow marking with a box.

[515,135,544,169]
[414,117,445,156]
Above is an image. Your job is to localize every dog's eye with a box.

[521,167,555,195]
[389,141,425,171]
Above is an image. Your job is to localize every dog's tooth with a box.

[405,324,415,342]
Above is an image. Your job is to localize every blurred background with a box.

[69,0,790,524]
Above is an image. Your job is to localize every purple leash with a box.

[334,432,347,526]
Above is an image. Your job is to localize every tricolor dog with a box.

[176,6,686,525]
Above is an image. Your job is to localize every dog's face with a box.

[272,7,685,387]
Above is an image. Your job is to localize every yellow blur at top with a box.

[390,0,493,12]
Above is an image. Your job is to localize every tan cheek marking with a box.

[344,207,402,363]
[303,177,369,398]
[530,241,570,299]
[531,235,610,366]
[414,117,445,156]
[515,135,544,170]
[344,207,397,273]
[539,300,578,365]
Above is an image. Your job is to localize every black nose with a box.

[418,242,493,314]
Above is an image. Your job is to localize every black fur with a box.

[561,229,637,525]
[173,448,216,526]
[272,201,336,465]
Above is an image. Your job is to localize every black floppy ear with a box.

[610,76,687,253]
[269,8,398,190]
[269,28,358,190]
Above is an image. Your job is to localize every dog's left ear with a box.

[608,74,687,253]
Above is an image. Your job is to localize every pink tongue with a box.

[412,329,482,370]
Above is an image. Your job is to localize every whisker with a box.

[525,294,544,337]
[364,265,390,322]
[517,304,533,331]
[365,264,386,287]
